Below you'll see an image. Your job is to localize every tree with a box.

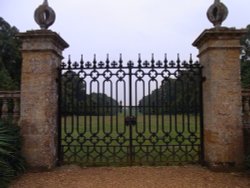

[61,71,86,115]
[139,68,201,114]
[241,25,250,89]
[0,17,22,90]
[61,71,119,116]
[0,62,15,90]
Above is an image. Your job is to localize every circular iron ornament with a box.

[149,70,158,79]
[34,0,56,29]
[103,135,112,144]
[90,70,99,80]
[174,70,182,78]
[161,70,171,78]
[149,134,158,144]
[117,135,126,144]
[163,135,172,144]
[188,134,198,144]
[65,71,75,79]
[103,70,112,80]
[77,135,86,144]
[78,71,86,79]
[65,136,74,144]
[207,0,228,27]
[136,134,146,144]
[135,70,145,79]
[116,70,126,80]
[175,135,185,144]
[90,135,99,144]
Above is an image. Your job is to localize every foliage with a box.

[61,71,119,115]
[0,120,26,188]
[0,17,22,90]
[0,64,16,90]
[139,69,201,114]
[241,25,250,89]
[241,61,250,88]
[241,25,250,62]
[84,93,119,115]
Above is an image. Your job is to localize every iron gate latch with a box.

[125,116,137,126]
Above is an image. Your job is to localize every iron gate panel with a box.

[59,54,203,166]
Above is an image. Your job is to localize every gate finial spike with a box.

[177,53,180,61]
[93,54,97,64]
[138,53,141,60]
[151,53,155,61]
[189,54,193,64]
[119,54,123,66]
[190,54,193,60]
[80,55,84,66]
[164,53,168,61]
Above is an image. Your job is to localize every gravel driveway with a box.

[10,165,250,188]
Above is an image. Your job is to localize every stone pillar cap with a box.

[17,30,69,49]
[193,28,247,48]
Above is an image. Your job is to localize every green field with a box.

[60,114,202,166]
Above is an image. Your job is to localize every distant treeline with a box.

[61,71,119,116]
[138,69,202,114]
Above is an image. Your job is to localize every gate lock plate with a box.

[125,116,137,126]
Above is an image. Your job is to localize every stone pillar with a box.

[193,28,246,169]
[17,30,69,169]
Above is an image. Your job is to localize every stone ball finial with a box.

[34,0,56,29]
[207,0,228,28]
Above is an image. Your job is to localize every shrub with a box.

[0,120,26,188]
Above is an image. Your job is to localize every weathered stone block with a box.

[17,30,68,169]
[193,28,246,170]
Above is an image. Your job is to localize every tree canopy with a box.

[0,17,21,90]
[138,69,201,114]
[61,71,119,116]
[241,25,250,89]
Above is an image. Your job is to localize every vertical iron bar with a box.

[128,63,133,165]
[199,67,205,164]
[57,66,62,165]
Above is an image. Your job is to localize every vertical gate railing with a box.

[59,54,203,166]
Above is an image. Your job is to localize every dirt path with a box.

[10,165,250,188]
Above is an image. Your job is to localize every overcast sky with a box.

[1,0,250,62]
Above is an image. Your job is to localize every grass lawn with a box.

[60,113,202,166]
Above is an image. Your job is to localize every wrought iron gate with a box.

[58,54,203,166]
